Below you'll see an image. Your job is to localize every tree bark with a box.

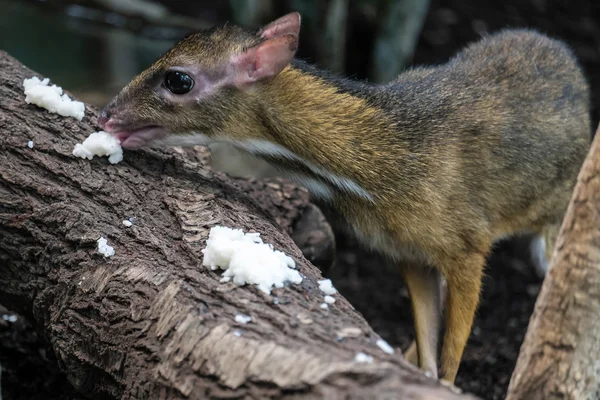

[0,52,476,399]
[506,124,600,400]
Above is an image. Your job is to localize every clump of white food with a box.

[320,303,328,310]
[324,295,336,304]
[202,225,302,295]
[235,313,252,324]
[97,237,115,257]
[23,76,85,120]
[72,131,123,164]
[27,141,34,148]
[354,352,373,363]
[376,339,395,355]
[122,220,133,227]
[318,279,337,295]
[2,314,18,323]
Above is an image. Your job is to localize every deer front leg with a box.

[439,252,486,383]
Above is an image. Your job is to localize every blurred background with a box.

[1,1,599,400]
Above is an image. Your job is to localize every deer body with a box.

[99,13,591,383]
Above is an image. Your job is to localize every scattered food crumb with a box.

[73,131,123,164]
[122,220,133,227]
[23,76,85,120]
[376,338,395,355]
[297,313,313,324]
[354,352,373,363]
[202,225,302,294]
[336,327,363,339]
[2,314,18,323]
[324,295,336,304]
[233,330,242,337]
[318,279,337,295]
[235,313,252,324]
[320,303,328,310]
[97,237,115,257]
[27,140,34,148]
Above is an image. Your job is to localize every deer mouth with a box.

[101,119,167,149]
[112,125,167,149]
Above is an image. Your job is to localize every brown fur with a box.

[101,15,591,383]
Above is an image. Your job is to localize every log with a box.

[506,123,600,400]
[0,52,476,399]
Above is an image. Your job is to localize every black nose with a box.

[98,109,111,126]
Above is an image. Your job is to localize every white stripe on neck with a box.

[155,134,374,203]
[235,139,374,202]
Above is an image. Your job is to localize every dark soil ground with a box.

[2,1,600,399]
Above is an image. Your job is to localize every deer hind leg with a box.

[530,223,561,277]
[399,263,443,378]
[439,251,486,384]
[404,275,447,369]
[403,336,419,367]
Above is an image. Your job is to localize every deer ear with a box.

[258,12,301,39]
[231,34,298,86]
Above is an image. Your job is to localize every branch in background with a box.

[228,0,275,28]
[369,0,431,83]
[32,0,212,34]
[92,0,210,30]
[94,0,169,20]
[506,123,600,400]
[320,0,349,74]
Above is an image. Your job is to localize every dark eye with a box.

[165,71,194,94]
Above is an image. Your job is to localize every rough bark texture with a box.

[506,124,600,400]
[173,144,336,273]
[0,52,477,399]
